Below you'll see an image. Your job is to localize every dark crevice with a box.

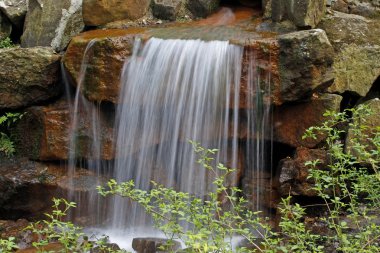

[220,0,262,8]
[340,91,361,111]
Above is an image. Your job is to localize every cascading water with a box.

[64,36,272,241]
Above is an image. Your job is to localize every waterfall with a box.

[64,37,272,235]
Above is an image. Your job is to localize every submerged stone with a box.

[21,0,84,51]
[0,47,61,109]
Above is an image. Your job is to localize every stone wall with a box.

[0,0,379,243]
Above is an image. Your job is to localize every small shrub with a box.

[0,37,14,49]
[25,198,129,253]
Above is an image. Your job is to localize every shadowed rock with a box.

[0,47,61,109]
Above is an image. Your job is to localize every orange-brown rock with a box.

[15,99,114,161]
[82,0,150,26]
[278,147,329,197]
[63,29,145,104]
[273,93,342,148]
[63,25,334,107]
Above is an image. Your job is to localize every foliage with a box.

[0,37,14,49]
[99,141,274,253]
[303,104,380,252]
[0,237,18,253]
[99,104,380,253]
[25,198,129,253]
[0,112,24,156]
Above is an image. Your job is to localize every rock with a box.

[152,0,183,21]
[0,219,31,248]
[64,27,334,106]
[21,0,84,52]
[82,0,151,26]
[318,12,380,96]
[132,238,181,253]
[0,47,61,109]
[331,0,380,18]
[186,0,220,18]
[271,0,327,28]
[0,11,12,40]
[0,0,27,28]
[63,29,140,104]
[16,243,65,253]
[273,94,342,148]
[14,99,114,161]
[278,147,329,196]
[277,29,334,103]
[0,157,104,220]
[346,98,380,157]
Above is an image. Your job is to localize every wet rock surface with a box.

[0,47,61,109]
[0,157,106,220]
[21,0,84,51]
[15,99,114,161]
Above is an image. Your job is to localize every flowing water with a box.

[64,36,272,239]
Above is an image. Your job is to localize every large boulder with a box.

[152,0,183,21]
[0,11,11,40]
[277,29,334,103]
[82,0,151,26]
[271,0,327,28]
[330,0,380,18]
[186,0,220,18]
[0,47,61,109]
[319,11,380,96]
[278,147,329,197]
[273,94,342,148]
[63,29,139,104]
[14,100,114,161]
[21,0,84,52]
[0,0,27,28]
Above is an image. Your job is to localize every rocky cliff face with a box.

[0,0,379,244]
